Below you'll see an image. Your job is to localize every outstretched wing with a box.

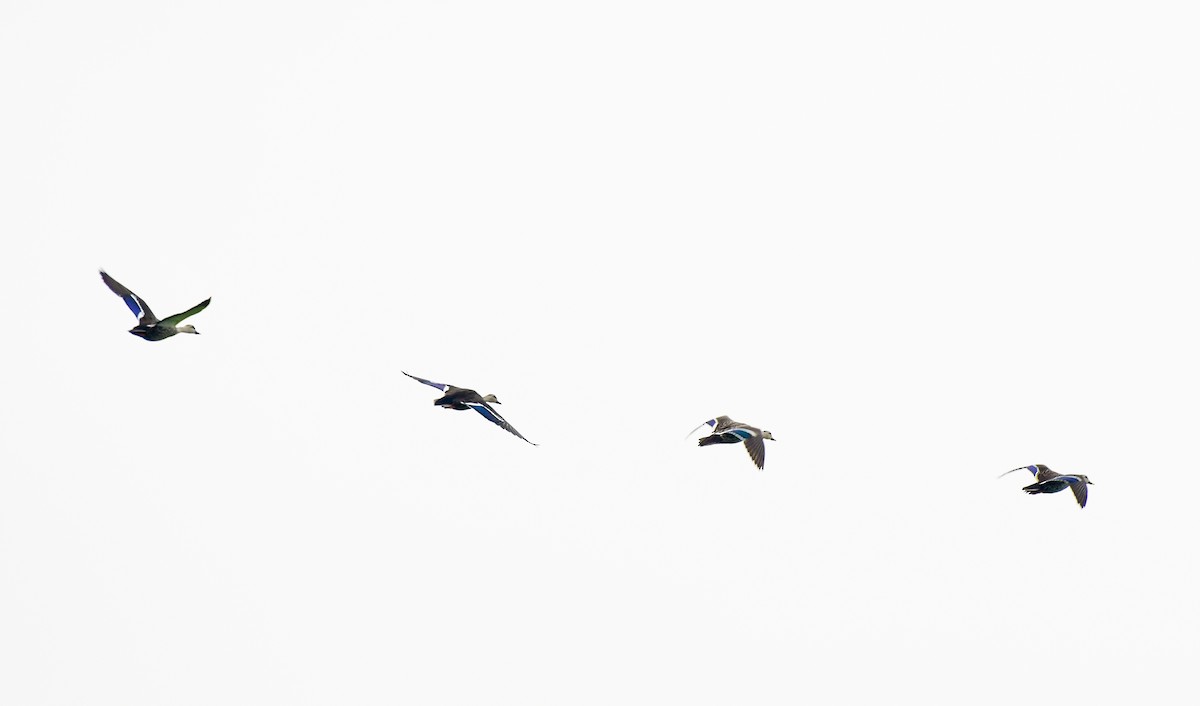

[468,401,537,445]
[1062,476,1089,508]
[998,465,1038,480]
[402,371,449,392]
[100,270,157,324]
[160,298,211,327]
[684,418,718,440]
[743,436,766,470]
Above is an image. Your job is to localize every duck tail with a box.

[698,435,720,447]
[1022,483,1043,495]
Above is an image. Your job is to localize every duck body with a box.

[127,321,196,341]
[432,386,489,411]
[1023,477,1076,496]
[698,429,758,446]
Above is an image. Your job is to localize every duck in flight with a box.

[687,415,775,470]
[999,464,1093,508]
[100,269,211,341]
[402,371,536,445]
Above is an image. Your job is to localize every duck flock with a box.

[99,269,1094,508]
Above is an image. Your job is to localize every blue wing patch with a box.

[402,372,449,392]
[468,402,504,426]
[730,429,754,440]
[122,295,142,318]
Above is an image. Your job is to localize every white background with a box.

[2,1,1198,703]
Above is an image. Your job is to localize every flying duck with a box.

[100,269,210,341]
[687,415,775,470]
[402,371,536,445]
[999,464,1093,508]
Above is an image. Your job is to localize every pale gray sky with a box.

[2,2,1198,704]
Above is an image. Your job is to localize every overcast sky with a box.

[2,1,1198,704]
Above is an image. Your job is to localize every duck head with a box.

[483,393,500,404]
[762,431,775,441]
[178,325,200,335]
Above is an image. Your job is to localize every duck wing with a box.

[684,418,718,440]
[402,371,450,392]
[468,401,537,445]
[100,270,157,324]
[998,465,1038,479]
[160,298,211,327]
[743,435,766,470]
[1062,476,1089,508]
